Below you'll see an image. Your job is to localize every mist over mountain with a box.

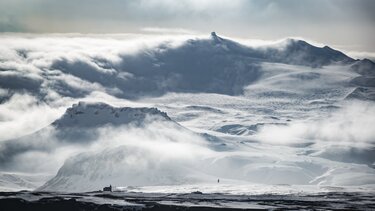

[0,33,372,101]
[0,33,374,194]
[1,0,374,208]
[0,102,178,172]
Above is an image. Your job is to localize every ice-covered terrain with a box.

[0,33,374,201]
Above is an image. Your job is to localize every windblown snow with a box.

[0,33,374,193]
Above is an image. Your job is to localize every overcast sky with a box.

[0,0,374,53]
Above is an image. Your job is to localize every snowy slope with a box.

[0,172,52,191]
[38,100,375,192]
[0,34,375,193]
[0,33,369,100]
[267,39,354,67]
[0,173,37,191]
[38,146,217,192]
[346,59,375,100]
[39,130,375,192]
[0,102,179,190]
[111,33,356,97]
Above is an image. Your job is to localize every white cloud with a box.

[255,101,375,146]
[0,94,64,141]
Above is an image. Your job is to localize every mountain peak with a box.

[278,38,354,66]
[52,102,171,128]
[284,38,313,49]
[210,31,223,43]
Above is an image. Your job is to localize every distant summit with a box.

[274,38,354,67]
[210,32,223,43]
[52,102,171,128]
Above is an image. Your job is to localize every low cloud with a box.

[0,34,195,99]
[0,117,212,175]
[0,93,64,141]
[256,100,375,146]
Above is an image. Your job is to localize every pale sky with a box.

[0,0,374,53]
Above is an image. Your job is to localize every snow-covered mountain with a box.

[37,101,375,192]
[0,33,372,99]
[38,145,216,192]
[39,122,375,192]
[269,39,354,66]
[346,59,375,100]
[0,33,374,193]
[0,172,51,191]
[0,102,177,174]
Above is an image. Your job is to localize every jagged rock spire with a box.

[210,31,222,43]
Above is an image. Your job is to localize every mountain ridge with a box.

[1,33,371,100]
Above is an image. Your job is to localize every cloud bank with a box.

[1,0,374,53]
